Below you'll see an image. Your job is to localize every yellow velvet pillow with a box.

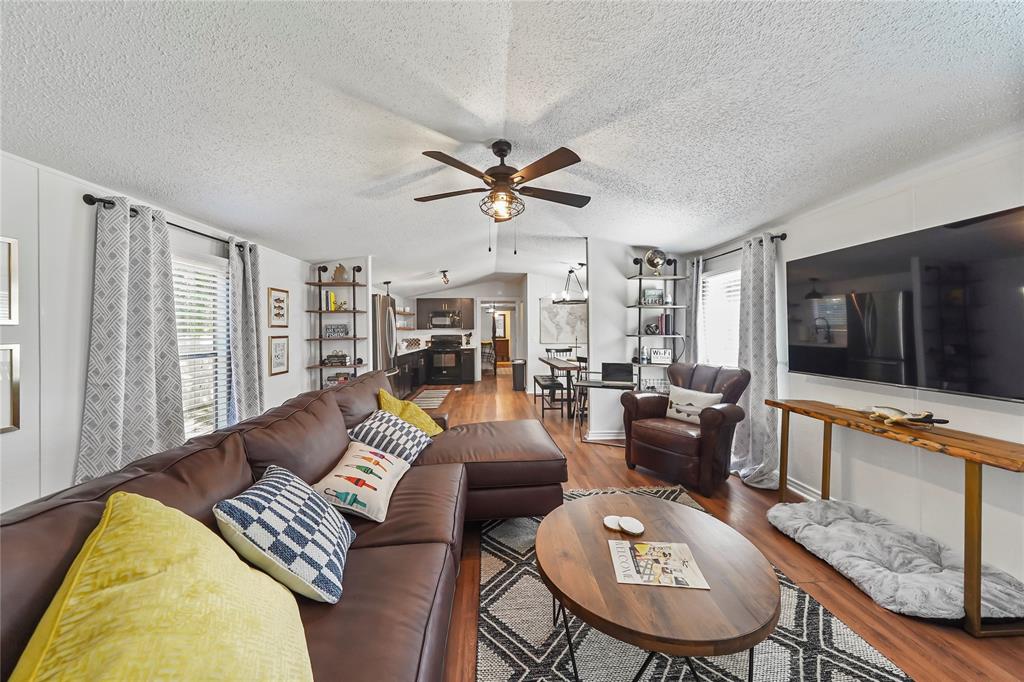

[11,492,313,682]
[378,389,444,436]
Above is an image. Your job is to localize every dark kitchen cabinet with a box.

[415,298,475,330]
[393,350,426,398]
[460,349,475,383]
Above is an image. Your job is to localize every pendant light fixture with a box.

[552,263,588,305]
[804,277,823,300]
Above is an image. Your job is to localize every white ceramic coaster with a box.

[618,516,645,536]
[602,515,621,531]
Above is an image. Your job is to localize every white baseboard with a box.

[786,477,820,502]
[584,429,625,441]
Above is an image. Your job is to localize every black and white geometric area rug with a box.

[477,487,911,682]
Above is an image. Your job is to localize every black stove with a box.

[429,334,463,349]
[428,335,464,383]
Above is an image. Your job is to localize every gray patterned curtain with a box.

[681,256,703,363]
[732,233,779,489]
[228,237,263,422]
[76,199,184,482]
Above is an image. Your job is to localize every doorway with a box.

[480,300,519,375]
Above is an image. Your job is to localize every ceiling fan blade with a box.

[510,147,581,185]
[518,186,591,208]
[414,188,489,202]
[422,151,492,183]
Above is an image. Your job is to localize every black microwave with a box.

[429,309,462,328]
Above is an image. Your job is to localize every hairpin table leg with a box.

[631,651,656,681]
[558,601,581,682]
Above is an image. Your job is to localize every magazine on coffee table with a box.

[608,540,710,589]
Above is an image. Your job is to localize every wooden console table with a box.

[766,398,1024,638]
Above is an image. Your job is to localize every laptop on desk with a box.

[601,362,636,387]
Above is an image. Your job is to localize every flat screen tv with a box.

[786,205,1024,402]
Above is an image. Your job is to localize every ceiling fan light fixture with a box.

[479,189,525,221]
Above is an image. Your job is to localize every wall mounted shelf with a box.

[305,281,367,288]
[307,264,365,388]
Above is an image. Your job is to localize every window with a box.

[698,269,741,367]
[810,295,848,332]
[172,257,231,439]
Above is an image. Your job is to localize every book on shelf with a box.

[607,540,709,589]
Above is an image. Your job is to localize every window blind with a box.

[698,269,742,367]
[172,257,231,439]
[810,295,848,331]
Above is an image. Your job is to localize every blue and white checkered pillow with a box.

[213,465,355,603]
[349,409,433,462]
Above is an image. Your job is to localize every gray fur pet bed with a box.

[767,500,1024,619]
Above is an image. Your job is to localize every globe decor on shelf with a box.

[644,249,667,276]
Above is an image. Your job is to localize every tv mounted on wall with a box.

[786,205,1024,402]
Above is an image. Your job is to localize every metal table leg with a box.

[557,601,581,682]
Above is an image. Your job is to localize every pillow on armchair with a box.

[665,386,723,425]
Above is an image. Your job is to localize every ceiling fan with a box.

[414,139,591,222]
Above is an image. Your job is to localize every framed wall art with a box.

[0,344,20,433]
[1,237,18,325]
[268,287,289,328]
[269,336,289,376]
[539,297,588,344]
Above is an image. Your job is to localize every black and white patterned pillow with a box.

[213,465,356,603]
[349,409,433,462]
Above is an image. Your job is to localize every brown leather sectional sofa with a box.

[0,370,567,681]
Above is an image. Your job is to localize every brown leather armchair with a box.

[621,363,750,496]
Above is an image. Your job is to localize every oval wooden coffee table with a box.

[536,494,780,681]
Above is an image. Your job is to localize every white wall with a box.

[583,240,638,440]
[0,152,313,510]
[753,132,1024,577]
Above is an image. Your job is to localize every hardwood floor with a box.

[440,374,1024,682]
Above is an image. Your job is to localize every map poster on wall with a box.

[539,298,588,343]
[608,540,710,589]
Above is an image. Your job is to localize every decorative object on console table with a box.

[0,344,20,433]
[863,405,949,428]
[268,336,289,376]
[0,237,18,325]
[267,287,288,328]
[766,398,1024,638]
[307,264,365,388]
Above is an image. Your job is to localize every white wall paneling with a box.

[0,155,41,509]
[745,132,1024,577]
[0,151,314,509]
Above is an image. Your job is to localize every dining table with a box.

[537,356,581,417]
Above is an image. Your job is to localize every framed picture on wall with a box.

[1,237,18,326]
[268,287,289,328]
[494,311,506,338]
[269,336,289,375]
[0,344,20,433]
[539,297,588,343]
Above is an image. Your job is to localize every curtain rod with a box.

[703,232,787,262]
[83,194,234,247]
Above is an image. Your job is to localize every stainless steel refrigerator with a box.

[372,293,398,371]
[846,291,916,385]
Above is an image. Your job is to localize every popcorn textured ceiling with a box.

[2,1,1022,293]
